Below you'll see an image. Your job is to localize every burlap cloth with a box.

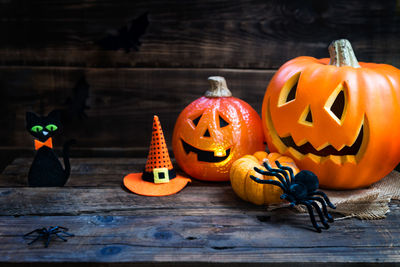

[267,171,400,220]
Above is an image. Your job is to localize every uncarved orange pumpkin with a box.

[230,151,299,205]
[172,76,265,181]
[262,39,400,189]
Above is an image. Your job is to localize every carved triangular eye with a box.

[330,90,345,121]
[325,82,347,124]
[192,115,202,127]
[286,81,298,103]
[278,72,301,106]
[219,116,229,128]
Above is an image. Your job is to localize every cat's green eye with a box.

[45,124,58,131]
[31,125,43,133]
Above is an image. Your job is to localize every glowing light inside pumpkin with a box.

[214,148,226,157]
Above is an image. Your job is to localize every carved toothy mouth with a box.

[181,139,231,163]
[265,102,369,164]
[280,125,364,157]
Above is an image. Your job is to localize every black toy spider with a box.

[23,226,74,248]
[250,160,336,232]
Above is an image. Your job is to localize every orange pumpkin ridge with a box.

[172,76,265,181]
[262,39,400,189]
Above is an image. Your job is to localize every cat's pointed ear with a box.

[26,112,38,123]
[47,110,61,120]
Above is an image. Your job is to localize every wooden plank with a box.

[0,147,151,176]
[0,157,222,187]
[29,150,400,184]
[0,215,399,263]
[2,157,147,176]
[2,214,400,249]
[0,186,267,216]
[0,184,399,217]
[0,157,146,187]
[0,244,398,264]
[0,0,399,68]
[0,67,273,147]
[1,156,399,264]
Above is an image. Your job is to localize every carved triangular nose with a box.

[305,109,313,123]
[299,105,313,126]
[203,128,211,137]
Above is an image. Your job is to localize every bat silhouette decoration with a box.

[98,12,149,52]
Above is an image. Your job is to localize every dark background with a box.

[1,0,400,169]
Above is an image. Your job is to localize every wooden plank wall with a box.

[1,0,400,152]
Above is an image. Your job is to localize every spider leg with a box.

[261,160,275,172]
[275,161,295,184]
[58,230,74,237]
[55,233,68,242]
[299,200,322,233]
[309,201,330,229]
[309,196,334,222]
[262,161,290,187]
[280,194,296,207]
[254,167,288,189]
[311,191,336,209]
[45,234,52,248]
[250,175,285,192]
[23,229,42,238]
[56,226,69,231]
[27,234,42,245]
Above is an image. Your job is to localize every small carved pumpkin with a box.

[172,76,265,181]
[230,151,299,205]
[262,39,400,189]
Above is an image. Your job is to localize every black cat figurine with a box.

[26,110,74,187]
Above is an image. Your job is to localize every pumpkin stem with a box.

[205,76,232,97]
[328,39,361,68]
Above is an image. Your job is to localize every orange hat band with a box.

[142,168,177,184]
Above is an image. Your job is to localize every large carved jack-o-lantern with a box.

[263,39,400,189]
[172,76,265,181]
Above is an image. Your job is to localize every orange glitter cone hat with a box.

[123,115,191,196]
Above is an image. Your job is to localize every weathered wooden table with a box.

[0,157,399,266]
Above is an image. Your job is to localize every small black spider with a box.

[250,160,336,232]
[23,226,74,248]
